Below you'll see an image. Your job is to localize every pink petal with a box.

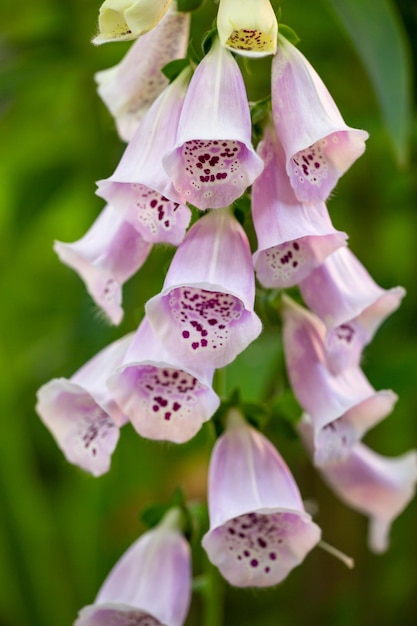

[97,70,192,245]
[271,35,368,203]
[36,334,132,476]
[282,297,397,465]
[107,318,220,443]
[95,9,190,141]
[300,247,405,372]
[202,411,321,587]
[298,417,417,552]
[146,210,262,369]
[163,38,264,209]
[54,205,152,325]
[76,510,191,626]
[252,121,347,287]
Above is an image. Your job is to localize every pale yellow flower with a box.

[217,0,278,57]
[93,0,172,44]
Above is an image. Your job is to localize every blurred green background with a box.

[1,0,416,625]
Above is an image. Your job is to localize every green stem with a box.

[203,556,225,626]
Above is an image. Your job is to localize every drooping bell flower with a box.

[299,247,406,373]
[107,317,220,443]
[75,508,192,626]
[202,409,321,587]
[54,204,152,325]
[282,296,398,466]
[271,34,369,204]
[217,0,278,58]
[95,7,190,141]
[146,209,262,369]
[97,68,192,246]
[298,416,417,553]
[36,334,132,477]
[93,0,172,44]
[163,37,264,210]
[252,119,347,288]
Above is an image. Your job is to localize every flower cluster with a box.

[36,1,416,624]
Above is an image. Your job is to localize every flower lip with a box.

[75,603,166,625]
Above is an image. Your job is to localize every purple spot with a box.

[250,559,259,568]
[182,331,190,338]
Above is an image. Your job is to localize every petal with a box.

[163,38,264,209]
[90,512,191,626]
[298,417,417,553]
[97,70,192,246]
[93,0,173,44]
[202,411,321,587]
[54,205,152,325]
[146,210,262,369]
[300,247,406,372]
[36,334,132,476]
[95,9,190,141]
[252,121,347,287]
[107,318,220,443]
[282,297,396,464]
[271,35,368,203]
[217,0,278,58]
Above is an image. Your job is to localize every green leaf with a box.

[177,0,205,11]
[327,0,413,166]
[161,58,191,82]
[279,24,301,46]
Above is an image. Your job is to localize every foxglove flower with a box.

[282,296,398,466]
[202,409,321,587]
[54,205,152,325]
[146,209,262,369]
[107,317,220,443]
[95,8,190,141]
[36,334,132,476]
[252,120,347,288]
[75,508,191,626]
[97,69,192,246]
[217,0,278,57]
[163,37,264,209]
[271,35,369,203]
[299,247,405,373]
[298,416,417,553]
[93,0,172,44]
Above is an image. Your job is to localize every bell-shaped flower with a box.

[163,37,264,210]
[75,508,192,626]
[271,35,369,203]
[282,296,398,466]
[107,317,220,443]
[54,205,152,325]
[252,120,347,288]
[97,68,192,246]
[298,416,417,553]
[93,0,172,45]
[202,409,321,587]
[95,8,190,141]
[299,247,406,373]
[217,0,278,58]
[146,209,262,369]
[36,334,132,477]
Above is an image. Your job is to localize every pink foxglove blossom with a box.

[252,120,347,288]
[54,204,152,325]
[36,334,132,476]
[271,35,369,203]
[202,409,321,587]
[298,416,417,553]
[107,317,220,443]
[163,37,264,209]
[95,8,190,141]
[282,296,398,466]
[93,0,173,45]
[217,0,278,58]
[75,508,191,626]
[299,247,405,373]
[146,209,262,369]
[97,69,192,246]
